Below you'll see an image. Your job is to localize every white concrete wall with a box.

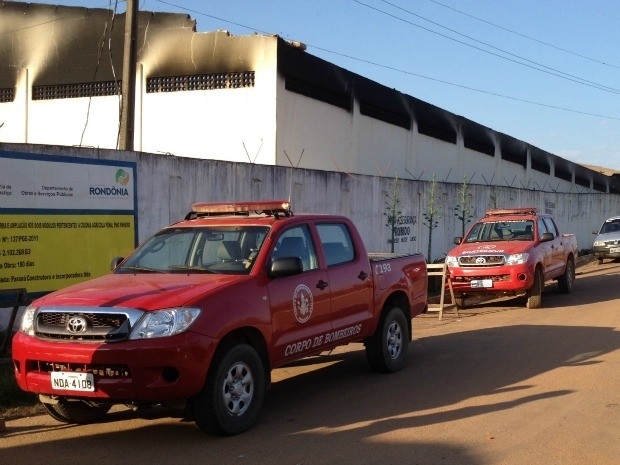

[356,115,410,177]
[411,134,461,182]
[28,96,121,148]
[276,89,354,172]
[140,38,279,164]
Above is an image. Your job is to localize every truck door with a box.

[543,217,565,277]
[316,222,373,338]
[267,224,332,362]
[537,217,559,279]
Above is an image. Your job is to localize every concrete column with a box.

[135,63,143,151]
[17,68,29,142]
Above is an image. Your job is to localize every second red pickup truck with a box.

[445,208,577,309]
[12,200,427,435]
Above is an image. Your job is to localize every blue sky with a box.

[25,0,620,171]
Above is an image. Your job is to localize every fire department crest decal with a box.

[293,284,314,323]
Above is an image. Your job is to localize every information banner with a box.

[0,152,137,295]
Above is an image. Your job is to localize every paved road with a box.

[2,260,619,465]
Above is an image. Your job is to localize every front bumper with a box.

[12,331,217,402]
[448,264,534,294]
[592,245,620,260]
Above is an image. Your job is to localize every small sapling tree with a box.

[423,175,442,261]
[384,174,402,253]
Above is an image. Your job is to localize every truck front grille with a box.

[458,255,505,266]
[35,310,132,342]
[453,275,511,282]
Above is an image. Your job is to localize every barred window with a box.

[146,71,255,93]
[0,87,16,103]
[33,81,121,100]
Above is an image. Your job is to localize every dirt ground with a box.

[1,259,619,465]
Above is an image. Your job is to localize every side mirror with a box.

[111,257,124,271]
[592,230,599,235]
[268,257,303,278]
[454,237,462,245]
[540,232,554,243]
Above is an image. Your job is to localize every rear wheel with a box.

[454,295,466,309]
[365,306,409,373]
[526,268,543,309]
[190,343,265,435]
[558,258,575,293]
[41,399,110,424]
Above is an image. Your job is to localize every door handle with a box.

[358,271,369,281]
[316,280,329,290]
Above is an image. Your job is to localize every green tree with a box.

[422,174,442,261]
[384,174,402,253]
[454,176,475,238]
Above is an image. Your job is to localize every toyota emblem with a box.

[67,315,89,333]
[475,257,487,264]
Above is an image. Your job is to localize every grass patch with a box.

[0,362,44,421]
[1,337,44,421]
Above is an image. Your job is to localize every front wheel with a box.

[365,306,409,373]
[42,399,111,424]
[557,258,575,293]
[526,268,543,309]
[190,343,265,435]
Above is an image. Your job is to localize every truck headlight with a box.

[505,253,529,265]
[19,305,36,336]
[445,255,459,267]
[593,241,604,247]
[129,308,201,339]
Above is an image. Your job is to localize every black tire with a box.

[558,258,575,293]
[42,399,110,424]
[191,343,265,435]
[597,257,604,265]
[454,295,466,309]
[526,268,543,309]
[365,306,409,373]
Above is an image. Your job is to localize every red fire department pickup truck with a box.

[12,201,427,435]
[445,208,577,309]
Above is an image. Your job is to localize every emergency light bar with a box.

[485,208,538,217]
[190,200,291,215]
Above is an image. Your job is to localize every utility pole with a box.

[119,0,138,151]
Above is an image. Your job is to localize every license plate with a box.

[610,247,620,254]
[471,279,493,288]
[51,372,95,392]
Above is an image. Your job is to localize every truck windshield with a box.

[116,226,269,275]
[464,220,534,242]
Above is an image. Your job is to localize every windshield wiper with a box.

[118,265,164,273]
[168,265,215,273]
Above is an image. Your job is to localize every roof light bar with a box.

[485,208,538,217]
[191,200,291,214]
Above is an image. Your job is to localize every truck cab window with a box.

[271,225,318,271]
[317,223,355,266]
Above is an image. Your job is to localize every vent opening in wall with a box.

[146,72,255,93]
[33,81,121,100]
[0,87,15,103]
